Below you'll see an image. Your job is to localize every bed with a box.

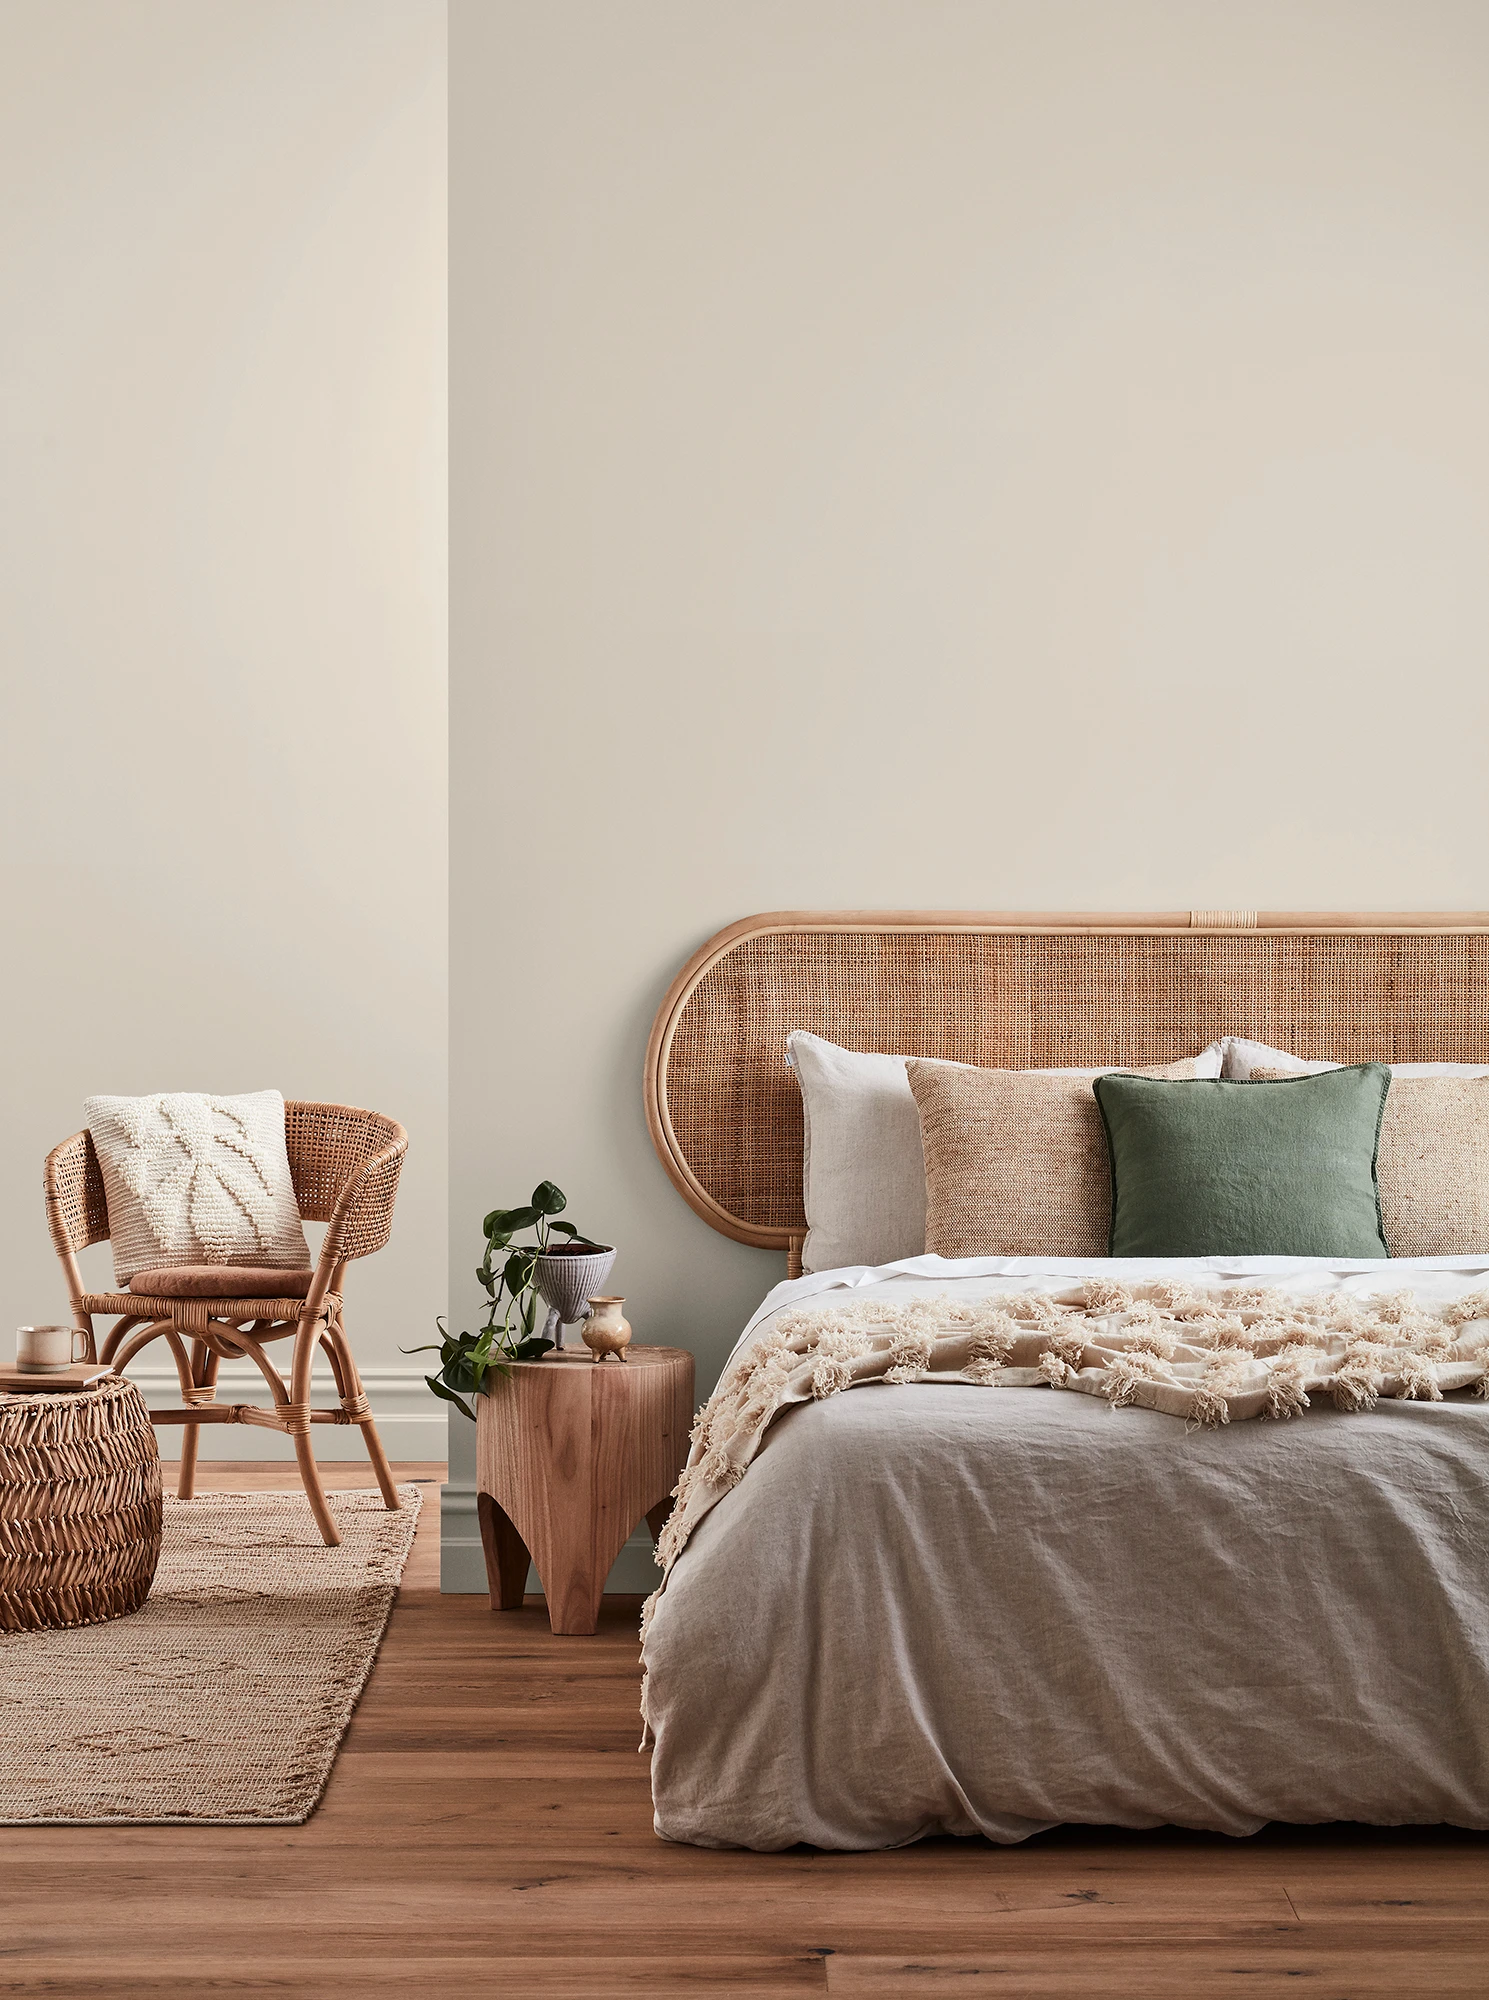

[639,910,1489,1850]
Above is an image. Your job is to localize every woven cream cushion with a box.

[787,1032,1224,1272]
[84,1090,311,1286]
[1222,1036,1489,1081]
[1251,1069,1489,1257]
[906,1058,1202,1259]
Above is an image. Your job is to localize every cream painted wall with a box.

[1,1,448,1459]
[448,0,1489,1585]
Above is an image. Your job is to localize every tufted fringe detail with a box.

[1396,1352,1442,1402]
[1083,1280,1133,1315]
[810,1356,856,1399]
[1265,1360,1311,1420]
[1046,1327,1089,1370]
[1443,1289,1489,1326]
[1103,1351,1164,1408]
[1140,1280,1196,1308]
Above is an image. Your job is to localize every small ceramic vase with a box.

[582,1297,631,1363]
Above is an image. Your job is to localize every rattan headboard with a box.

[644,909,1489,1261]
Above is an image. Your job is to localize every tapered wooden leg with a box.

[477,1491,532,1611]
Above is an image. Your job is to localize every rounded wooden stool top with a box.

[506,1343,693,1371]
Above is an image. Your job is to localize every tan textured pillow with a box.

[1252,1070,1489,1257]
[907,1058,1200,1258]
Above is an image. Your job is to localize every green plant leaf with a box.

[510,1336,554,1360]
[485,1206,538,1237]
[531,1181,567,1216]
[425,1374,475,1420]
[545,1220,579,1238]
[503,1248,537,1292]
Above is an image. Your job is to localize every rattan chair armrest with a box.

[44,1132,108,1256]
[44,1131,110,1308]
[321,1126,408,1264]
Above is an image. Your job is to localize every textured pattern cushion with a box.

[127,1265,315,1300]
[906,1058,1201,1259]
[1252,1069,1489,1257]
[1093,1069,1390,1259]
[84,1091,311,1287]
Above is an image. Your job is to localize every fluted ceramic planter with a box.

[533,1244,616,1350]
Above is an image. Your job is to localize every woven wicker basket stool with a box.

[0,1376,162,1633]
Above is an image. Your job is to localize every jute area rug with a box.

[0,1483,421,1826]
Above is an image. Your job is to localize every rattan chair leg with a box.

[290,1315,340,1547]
[359,1413,400,1511]
[292,1427,340,1547]
[319,1330,351,1402]
[326,1318,400,1511]
[177,1420,200,1501]
[176,1341,221,1502]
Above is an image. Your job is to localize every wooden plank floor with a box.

[4,1462,1487,1998]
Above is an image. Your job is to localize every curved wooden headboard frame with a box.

[644,909,1489,1275]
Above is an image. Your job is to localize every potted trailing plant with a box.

[409,1181,612,1418]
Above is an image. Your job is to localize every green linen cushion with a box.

[1091,1066,1391,1259]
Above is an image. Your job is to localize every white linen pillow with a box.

[1221,1036,1489,1080]
[84,1089,311,1286]
[786,1031,1224,1274]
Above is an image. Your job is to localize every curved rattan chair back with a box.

[287,1103,406,1261]
[44,1130,111,1258]
[45,1102,407,1264]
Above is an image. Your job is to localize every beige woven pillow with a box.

[1252,1070,1489,1257]
[906,1058,1200,1258]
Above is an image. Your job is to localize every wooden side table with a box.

[475,1345,694,1636]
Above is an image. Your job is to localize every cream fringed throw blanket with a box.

[641,1278,1489,1635]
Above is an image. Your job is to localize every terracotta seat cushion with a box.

[127,1265,316,1299]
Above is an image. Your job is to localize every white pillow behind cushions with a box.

[84,1090,311,1286]
[1222,1036,1489,1080]
[786,1031,1224,1274]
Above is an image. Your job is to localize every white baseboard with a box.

[438,1479,662,1596]
[128,1362,446,1462]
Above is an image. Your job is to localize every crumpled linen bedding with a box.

[642,1254,1489,1851]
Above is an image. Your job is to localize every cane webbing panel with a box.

[647,917,1489,1249]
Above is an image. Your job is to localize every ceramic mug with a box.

[15,1325,90,1372]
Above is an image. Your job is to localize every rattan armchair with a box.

[43,1103,408,1547]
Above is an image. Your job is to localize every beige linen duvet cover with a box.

[642,1255,1489,1851]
